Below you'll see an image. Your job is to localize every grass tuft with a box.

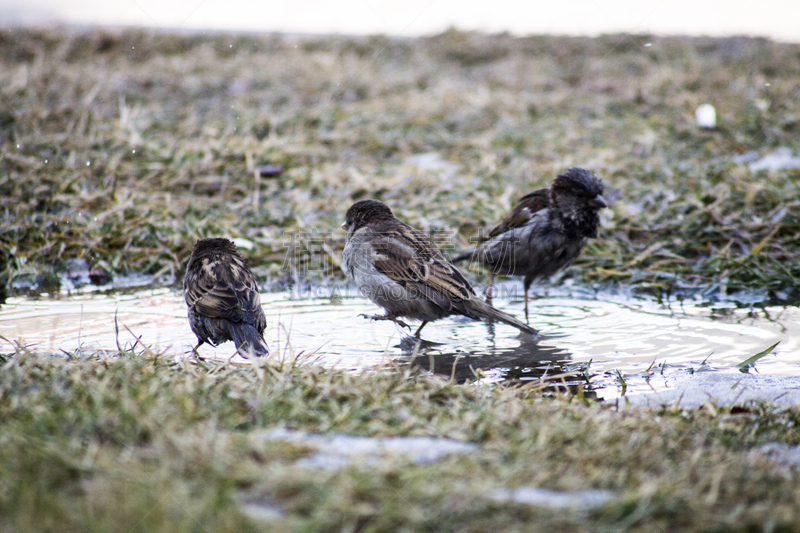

[1,347,800,530]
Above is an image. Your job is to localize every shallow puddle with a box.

[1,283,798,400]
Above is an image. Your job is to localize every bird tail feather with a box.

[467,299,537,336]
[231,324,269,357]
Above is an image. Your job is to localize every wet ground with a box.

[2,281,798,401]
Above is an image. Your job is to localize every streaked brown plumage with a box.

[183,238,268,357]
[342,199,537,337]
[453,167,607,317]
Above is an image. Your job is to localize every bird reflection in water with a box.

[396,324,596,398]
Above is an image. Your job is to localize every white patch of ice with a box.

[255,428,477,470]
[757,443,800,468]
[239,502,283,521]
[402,153,460,180]
[696,104,716,128]
[625,371,800,409]
[488,487,616,509]
[748,147,800,173]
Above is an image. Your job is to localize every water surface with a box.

[1,285,797,400]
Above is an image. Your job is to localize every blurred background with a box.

[2,0,799,42]
[3,0,800,306]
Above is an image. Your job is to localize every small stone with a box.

[89,265,113,285]
[256,165,283,177]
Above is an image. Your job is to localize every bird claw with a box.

[359,313,410,330]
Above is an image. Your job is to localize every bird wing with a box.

[488,189,550,238]
[372,223,475,303]
[184,255,261,323]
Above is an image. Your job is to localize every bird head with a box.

[550,168,607,238]
[342,199,395,238]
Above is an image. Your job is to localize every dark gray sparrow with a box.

[184,238,268,357]
[342,199,537,337]
[453,168,607,318]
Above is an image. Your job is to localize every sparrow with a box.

[342,199,537,337]
[183,237,268,357]
[452,167,607,318]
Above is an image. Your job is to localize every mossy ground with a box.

[2,28,800,300]
[2,28,800,531]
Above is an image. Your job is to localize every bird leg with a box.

[523,277,534,323]
[192,340,203,356]
[484,271,494,304]
[413,321,428,337]
[524,290,529,321]
[359,313,410,330]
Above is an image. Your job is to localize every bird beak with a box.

[589,195,608,209]
[341,221,347,229]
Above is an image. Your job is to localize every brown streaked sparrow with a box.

[342,199,537,337]
[184,237,268,357]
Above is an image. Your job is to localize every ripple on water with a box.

[0,287,797,400]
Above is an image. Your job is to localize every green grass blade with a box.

[736,341,780,373]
